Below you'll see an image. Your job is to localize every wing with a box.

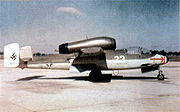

[70,47,105,73]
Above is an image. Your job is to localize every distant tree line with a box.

[0,52,3,55]
[150,50,180,56]
[0,50,180,56]
[34,50,180,56]
[33,52,46,56]
[0,52,47,56]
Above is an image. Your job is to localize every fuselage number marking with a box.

[114,55,125,60]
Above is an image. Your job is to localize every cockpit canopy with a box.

[122,47,151,55]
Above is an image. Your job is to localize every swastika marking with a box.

[10,53,17,61]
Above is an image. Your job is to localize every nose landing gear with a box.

[157,70,165,80]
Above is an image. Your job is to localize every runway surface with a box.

[0,60,179,112]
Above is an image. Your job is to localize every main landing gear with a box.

[89,68,102,81]
[157,70,165,80]
[89,68,111,82]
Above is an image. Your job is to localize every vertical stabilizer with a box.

[4,43,19,67]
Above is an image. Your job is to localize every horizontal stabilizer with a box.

[20,46,33,62]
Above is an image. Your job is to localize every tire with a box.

[157,74,165,80]
[89,68,102,81]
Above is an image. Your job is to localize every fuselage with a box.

[26,49,168,71]
[71,50,168,70]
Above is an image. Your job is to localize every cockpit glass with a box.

[124,47,151,55]
[141,48,151,54]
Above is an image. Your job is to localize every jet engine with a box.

[58,37,116,54]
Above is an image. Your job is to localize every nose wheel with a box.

[157,70,165,80]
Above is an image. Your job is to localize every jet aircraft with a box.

[4,37,168,80]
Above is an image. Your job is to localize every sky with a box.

[0,0,179,53]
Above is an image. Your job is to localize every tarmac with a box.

[0,60,179,112]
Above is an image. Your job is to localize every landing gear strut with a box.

[157,70,165,80]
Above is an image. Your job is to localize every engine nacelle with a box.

[58,37,116,54]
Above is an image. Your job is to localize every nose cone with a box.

[150,55,169,64]
[162,55,169,64]
[165,56,169,64]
